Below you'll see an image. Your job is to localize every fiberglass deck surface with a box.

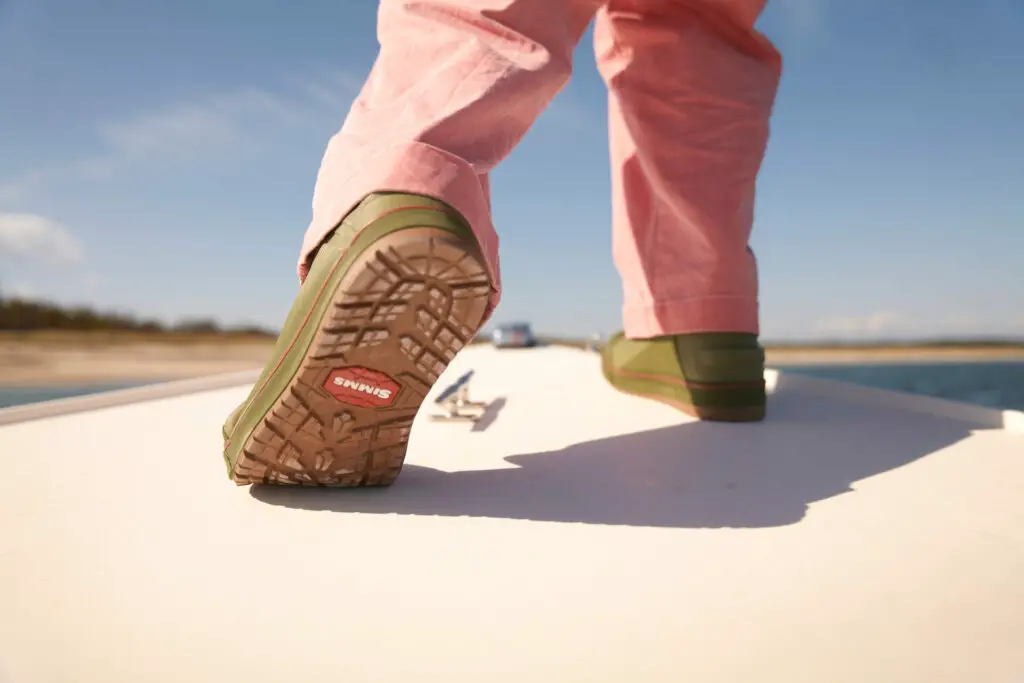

[1,346,1022,682]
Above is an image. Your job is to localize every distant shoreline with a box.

[0,332,273,387]
[764,346,1024,365]
[1,331,1022,387]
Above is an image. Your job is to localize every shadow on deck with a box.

[252,384,974,529]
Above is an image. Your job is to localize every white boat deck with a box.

[1,345,1022,682]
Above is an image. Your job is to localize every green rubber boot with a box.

[601,331,767,422]
[221,193,493,486]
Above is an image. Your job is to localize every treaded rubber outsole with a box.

[230,226,491,486]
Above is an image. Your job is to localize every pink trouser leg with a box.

[298,0,603,321]
[300,0,780,338]
[596,0,781,338]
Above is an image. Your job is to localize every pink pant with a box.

[299,0,781,338]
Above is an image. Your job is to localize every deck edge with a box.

[0,369,261,427]
[1,349,1020,435]
[765,368,1024,433]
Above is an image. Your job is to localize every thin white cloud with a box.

[3,279,36,299]
[0,64,598,201]
[294,67,364,111]
[96,88,312,164]
[0,71,359,197]
[0,169,44,204]
[812,311,908,337]
[0,213,85,266]
[808,311,1024,340]
[777,0,826,34]
[77,87,324,180]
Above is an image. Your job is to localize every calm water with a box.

[775,361,1024,412]
[1,362,1022,412]
[0,382,147,409]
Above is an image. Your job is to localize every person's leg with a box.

[595,0,782,421]
[596,0,780,337]
[299,0,604,317]
[222,0,602,486]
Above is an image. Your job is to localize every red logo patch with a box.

[323,367,400,408]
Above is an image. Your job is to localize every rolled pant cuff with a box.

[298,139,502,315]
[623,295,760,339]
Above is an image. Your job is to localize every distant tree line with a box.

[0,292,276,337]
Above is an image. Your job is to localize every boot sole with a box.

[230,226,491,486]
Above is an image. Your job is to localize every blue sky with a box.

[1,0,1022,341]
